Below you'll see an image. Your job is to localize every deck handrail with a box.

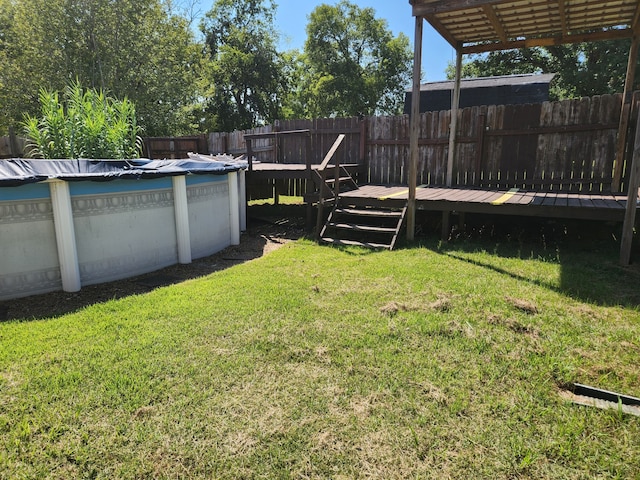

[243,129,310,140]
[316,134,346,237]
[244,129,311,172]
[317,134,346,172]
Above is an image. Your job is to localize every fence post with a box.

[8,126,20,157]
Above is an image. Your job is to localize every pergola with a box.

[407,0,640,264]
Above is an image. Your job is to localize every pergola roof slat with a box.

[410,0,638,52]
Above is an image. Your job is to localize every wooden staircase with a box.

[312,134,407,250]
[319,200,407,250]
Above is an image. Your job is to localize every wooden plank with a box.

[578,193,595,208]
[449,188,484,202]
[467,189,499,204]
[542,193,557,207]
[554,194,568,207]
[504,191,536,205]
[490,188,519,205]
[567,196,582,208]
[421,187,453,201]
[465,189,493,202]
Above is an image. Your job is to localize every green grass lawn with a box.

[1,230,640,478]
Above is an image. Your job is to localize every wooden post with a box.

[359,118,367,164]
[273,180,280,205]
[612,34,639,192]
[315,135,346,239]
[273,120,281,164]
[222,133,228,155]
[441,211,451,241]
[359,118,367,183]
[407,16,423,242]
[305,132,314,230]
[8,126,20,157]
[144,138,153,159]
[447,50,462,187]
[619,98,640,265]
[246,137,253,172]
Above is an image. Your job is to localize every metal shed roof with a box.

[413,73,556,92]
[410,0,640,54]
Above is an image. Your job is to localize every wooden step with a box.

[327,222,397,233]
[324,163,361,169]
[320,237,392,249]
[334,207,403,218]
[324,176,355,184]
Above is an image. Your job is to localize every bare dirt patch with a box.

[1,214,306,322]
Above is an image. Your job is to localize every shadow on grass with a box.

[414,212,640,309]
[0,204,308,323]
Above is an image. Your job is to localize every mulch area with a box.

[1,214,306,322]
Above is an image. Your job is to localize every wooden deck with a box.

[339,185,631,222]
[244,162,634,226]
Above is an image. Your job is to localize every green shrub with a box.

[23,82,143,159]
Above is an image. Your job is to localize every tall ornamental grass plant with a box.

[23,82,143,159]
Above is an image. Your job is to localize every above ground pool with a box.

[0,158,246,301]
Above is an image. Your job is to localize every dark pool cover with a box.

[0,158,246,187]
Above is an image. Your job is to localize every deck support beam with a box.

[441,211,451,241]
[620,96,640,265]
[612,34,640,192]
[407,15,424,242]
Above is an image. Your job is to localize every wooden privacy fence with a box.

[369,93,631,192]
[146,92,636,195]
[144,135,208,159]
[208,118,365,166]
[0,128,27,158]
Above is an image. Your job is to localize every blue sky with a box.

[193,0,455,81]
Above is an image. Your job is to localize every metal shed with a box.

[403,73,556,113]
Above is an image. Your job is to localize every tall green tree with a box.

[298,0,412,118]
[0,0,202,136]
[200,0,285,131]
[446,40,640,100]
